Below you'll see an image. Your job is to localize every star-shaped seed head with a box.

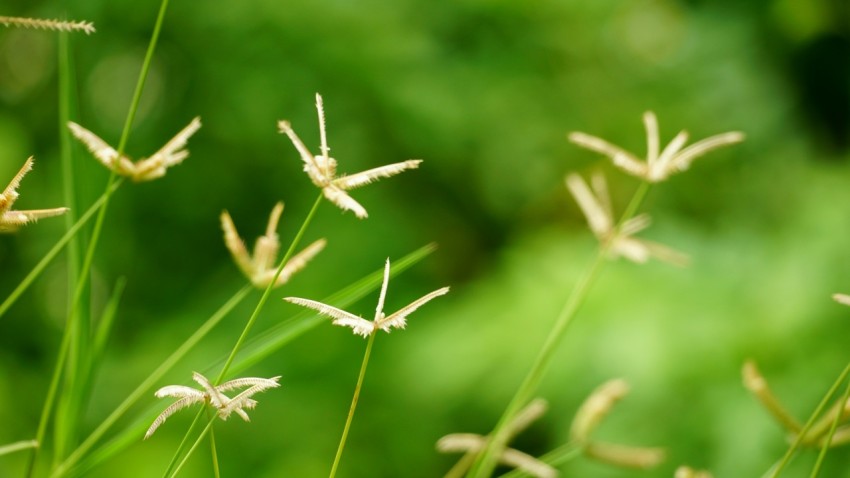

[68,117,201,182]
[437,399,557,478]
[221,202,326,289]
[284,258,449,338]
[1,157,68,233]
[278,93,422,218]
[743,360,850,448]
[569,112,744,183]
[571,379,666,470]
[145,372,280,439]
[565,172,688,265]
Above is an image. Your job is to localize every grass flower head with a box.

[1,157,68,233]
[566,172,687,265]
[569,112,744,182]
[145,372,280,439]
[68,117,201,182]
[571,379,666,470]
[221,202,326,288]
[278,94,422,218]
[284,258,449,337]
[0,16,95,34]
[438,399,557,478]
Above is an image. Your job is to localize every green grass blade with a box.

[61,245,435,476]
[48,0,174,467]
[809,366,850,477]
[770,362,850,477]
[51,285,252,478]
[89,277,128,372]
[0,180,122,321]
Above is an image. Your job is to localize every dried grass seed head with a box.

[834,293,850,307]
[584,442,666,470]
[568,111,744,182]
[675,466,714,478]
[284,258,449,337]
[570,378,630,442]
[278,93,422,218]
[0,16,95,34]
[437,399,556,478]
[145,372,280,439]
[565,172,688,265]
[221,202,326,289]
[68,117,201,182]
[1,157,68,233]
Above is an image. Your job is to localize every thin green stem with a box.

[499,442,582,478]
[0,181,121,321]
[166,193,322,476]
[53,30,86,469]
[206,409,221,478]
[445,452,478,478]
[58,31,83,319]
[162,409,205,478]
[24,330,71,478]
[771,362,850,478]
[468,181,651,477]
[329,332,377,478]
[809,366,850,477]
[215,193,323,383]
[168,416,215,478]
[51,286,251,478]
[41,0,173,469]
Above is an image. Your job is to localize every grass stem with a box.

[215,193,323,383]
[809,365,850,477]
[51,286,251,478]
[770,362,850,477]
[27,0,173,472]
[329,332,377,478]
[468,181,651,477]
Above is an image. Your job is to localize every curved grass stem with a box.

[468,182,651,477]
[164,193,323,473]
[216,193,323,383]
[329,332,377,478]
[770,362,850,478]
[25,0,173,474]
[50,286,252,478]
[809,364,850,477]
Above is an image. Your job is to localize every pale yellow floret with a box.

[278,93,421,218]
[284,258,449,337]
[569,111,744,182]
[68,117,201,182]
[1,157,68,233]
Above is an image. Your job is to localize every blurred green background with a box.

[2,0,850,476]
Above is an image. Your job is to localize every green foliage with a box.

[1,0,850,477]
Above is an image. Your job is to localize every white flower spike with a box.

[284,258,449,338]
[0,16,95,34]
[221,202,326,289]
[569,112,744,182]
[68,117,201,182]
[1,157,68,233]
[565,172,688,265]
[278,94,422,218]
[145,372,280,439]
